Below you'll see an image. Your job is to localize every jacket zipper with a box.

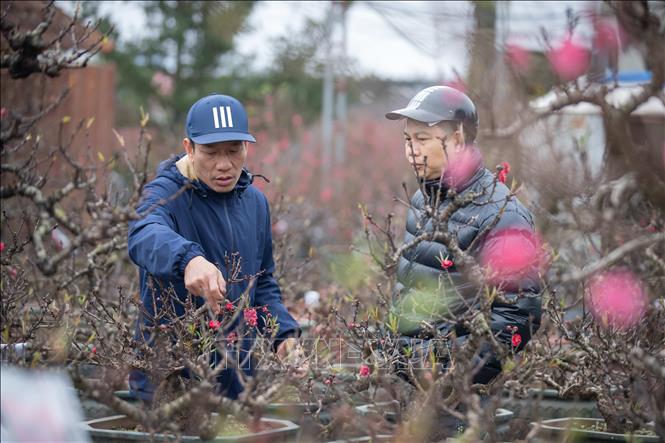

[223,202,236,254]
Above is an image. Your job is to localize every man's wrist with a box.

[180,249,203,276]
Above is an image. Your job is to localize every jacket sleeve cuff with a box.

[179,246,204,277]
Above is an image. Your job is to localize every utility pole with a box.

[334,1,348,165]
[433,7,443,83]
[321,1,335,189]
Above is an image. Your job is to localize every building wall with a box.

[1,63,117,192]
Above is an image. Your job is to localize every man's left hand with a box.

[276,337,299,360]
[276,338,308,375]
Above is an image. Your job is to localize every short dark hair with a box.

[436,121,476,144]
[189,138,196,150]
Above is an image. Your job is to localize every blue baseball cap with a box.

[185,94,256,144]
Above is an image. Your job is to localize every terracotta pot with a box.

[83,414,300,443]
[530,417,659,443]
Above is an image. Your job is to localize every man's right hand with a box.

[184,256,226,315]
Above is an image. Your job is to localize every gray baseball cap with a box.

[386,86,478,135]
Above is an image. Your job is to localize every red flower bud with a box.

[225,302,235,312]
[511,333,522,348]
[440,258,454,269]
[498,162,511,184]
[359,364,370,377]
[208,320,221,330]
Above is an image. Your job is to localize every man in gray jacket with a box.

[386,86,542,384]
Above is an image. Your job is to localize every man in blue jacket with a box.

[127,93,300,401]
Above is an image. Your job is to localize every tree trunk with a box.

[467,1,497,132]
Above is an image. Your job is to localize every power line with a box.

[367,1,472,19]
[364,1,470,59]
[366,0,596,23]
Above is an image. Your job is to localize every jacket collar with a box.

[422,145,484,196]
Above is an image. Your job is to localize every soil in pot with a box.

[274,385,302,403]
[84,414,299,443]
[116,415,251,436]
[531,417,659,443]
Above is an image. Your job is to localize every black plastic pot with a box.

[324,435,393,442]
[76,389,138,421]
[501,388,600,420]
[530,417,659,443]
[354,400,401,424]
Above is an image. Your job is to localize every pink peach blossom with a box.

[480,229,545,286]
[244,308,258,328]
[586,269,648,330]
[547,36,590,81]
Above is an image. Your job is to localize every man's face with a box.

[403,119,458,180]
[184,139,247,193]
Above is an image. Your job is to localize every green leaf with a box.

[502,357,516,373]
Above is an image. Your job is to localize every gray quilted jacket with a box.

[394,165,542,354]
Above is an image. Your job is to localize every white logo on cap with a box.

[212,106,234,129]
[407,86,439,109]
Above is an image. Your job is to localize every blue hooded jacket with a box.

[127,153,299,400]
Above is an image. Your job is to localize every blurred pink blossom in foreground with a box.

[592,16,624,51]
[505,43,531,73]
[547,36,590,81]
[442,145,482,190]
[586,269,648,330]
[479,229,546,286]
[439,83,467,107]
[442,78,467,95]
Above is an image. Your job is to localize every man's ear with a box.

[183,138,194,157]
[454,125,466,151]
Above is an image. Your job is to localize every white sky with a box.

[58,0,593,81]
